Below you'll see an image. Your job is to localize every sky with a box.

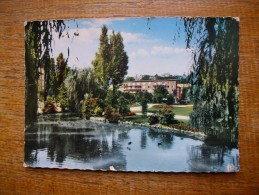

[51,17,194,77]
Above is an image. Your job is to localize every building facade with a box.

[121,80,184,99]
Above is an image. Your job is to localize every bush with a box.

[93,106,103,116]
[82,98,98,119]
[166,94,175,105]
[108,112,121,123]
[149,114,159,125]
[160,113,176,125]
[159,105,176,125]
[104,105,122,123]
[43,96,57,114]
[104,105,114,119]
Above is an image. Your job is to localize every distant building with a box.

[121,79,186,99]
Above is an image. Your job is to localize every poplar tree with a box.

[110,31,129,104]
[92,25,111,88]
[92,26,128,105]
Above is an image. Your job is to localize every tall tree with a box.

[183,17,239,144]
[92,25,111,89]
[56,53,68,87]
[110,31,129,104]
[25,20,67,125]
[153,86,169,103]
[92,27,128,105]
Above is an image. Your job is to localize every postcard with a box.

[24,17,239,172]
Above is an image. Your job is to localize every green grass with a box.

[147,105,193,116]
[173,106,193,116]
[123,115,149,124]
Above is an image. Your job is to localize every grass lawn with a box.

[147,105,193,116]
[123,115,149,124]
[173,106,193,116]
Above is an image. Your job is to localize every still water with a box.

[24,113,239,172]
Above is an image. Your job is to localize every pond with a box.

[24,113,239,172]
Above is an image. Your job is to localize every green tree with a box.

[117,96,130,114]
[141,98,148,117]
[142,75,150,80]
[25,20,67,125]
[64,68,103,112]
[125,76,135,81]
[143,91,153,103]
[183,17,239,144]
[110,31,129,103]
[153,85,168,103]
[92,25,111,89]
[166,94,175,105]
[56,53,69,89]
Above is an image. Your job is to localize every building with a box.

[121,79,185,99]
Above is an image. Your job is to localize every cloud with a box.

[129,45,193,59]
[129,48,149,59]
[81,18,126,28]
[151,46,193,55]
[120,32,147,43]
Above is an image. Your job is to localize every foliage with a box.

[159,106,177,125]
[153,85,168,103]
[105,89,120,107]
[43,96,57,114]
[121,92,135,104]
[93,106,103,117]
[183,17,239,144]
[166,94,175,105]
[92,26,129,103]
[92,25,111,88]
[125,76,135,81]
[149,114,159,125]
[64,68,103,112]
[124,115,148,124]
[25,20,69,125]
[81,98,98,119]
[117,96,130,114]
[141,98,148,117]
[56,83,69,111]
[141,75,151,80]
[104,105,121,123]
[107,112,122,123]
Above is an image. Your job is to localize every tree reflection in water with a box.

[25,114,239,172]
[187,144,238,172]
[25,120,127,170]
[148,128,174,149]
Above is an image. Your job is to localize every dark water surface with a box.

[24,113,239,172]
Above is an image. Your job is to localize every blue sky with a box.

[51,17,194,76]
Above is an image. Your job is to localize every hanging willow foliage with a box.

[25,20,68,125]
[183,17,239,145]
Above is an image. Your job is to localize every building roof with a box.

[123,79,178,83]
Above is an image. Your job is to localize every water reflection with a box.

[24,113,239,172]
[187,145,239,172]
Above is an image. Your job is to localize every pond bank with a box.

[89,117,206,141]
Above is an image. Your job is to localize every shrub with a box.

[104,105,114,119]
[149,114,159,125]
[93,106,103,117]
[108,112,121,123]
[159,105,176,125]
[82,98,99,119]
[43,96,57,114]
[160,113,176,125]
